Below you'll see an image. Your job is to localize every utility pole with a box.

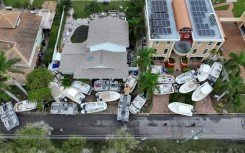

[177,129,205,145]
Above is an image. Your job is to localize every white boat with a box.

[124,75,137,94]
[94,80,120,92]
[176,70,196,84]
[179,79,199,94]
[154,84,174,95]
[192,82,213,101]
[129,95,147,114]
[151,65,166,75]
[63,87,85,104]
[71,81,93,95]
[158,75,175,84]
[168,102,194,116]
[14,100,37,112]
[49,82,65,102]
[50,102,77,115]
[197,64,211,82]
[117,94,131,122]
[209,62,222,78]
[0,102,19,130]
[81,101,107,114]
[96,91,121,102]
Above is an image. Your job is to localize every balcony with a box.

[173,41,192,56]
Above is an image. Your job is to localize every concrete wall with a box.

[89,42,126,52]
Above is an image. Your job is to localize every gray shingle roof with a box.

[87,17,129,47]
[59,44,128,79]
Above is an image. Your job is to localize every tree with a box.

[224,51,245,76]
[135,48,154,73]
[26,68,54,103]
[128,17,145,45]
[7,121,60,153]
[102,129,138,153]
[62,136,86,153]
[84,1,100,17]
[213,74,245,108]
[138,70,159,101]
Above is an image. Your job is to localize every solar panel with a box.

[154,27,171,35]
[194,17,203,23]
[152,13,169,19]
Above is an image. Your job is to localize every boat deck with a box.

[50,102,77,115]
[117,95,131,122]
[0,102,19,130]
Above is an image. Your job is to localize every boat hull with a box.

[176,70,196,84]
[154,84,174,95]
[81,101,107,114]
[197,64,211,82]
[158,75,175,84]
[179,79,199,93]
[210,62,222,78]
[192,82,213,101]
[168,102,194,116]
[14,100,37,112]
[97,91,121,102]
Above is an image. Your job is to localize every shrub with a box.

[73,13,78,19]
[166,67,174,73]
[182,68,191,73]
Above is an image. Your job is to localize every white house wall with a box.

[89,42,126,52]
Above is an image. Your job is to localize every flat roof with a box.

[186,0,224,41]
[146,0,179,40]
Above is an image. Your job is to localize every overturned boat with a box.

[176,70,196,84]
[154,84,175,95]
[71,81,93,95]
[197,64,211,82]
[179,79,199,94]
[168,102,194,116]
[192,82,213,101]
[81,101,107,114]
[129,95,146,114]
[96,91,121,102]
[94,80,120,92]
[158,75,175,84]
[14,100,37,112]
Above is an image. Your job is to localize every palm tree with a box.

[224,51,245,76]
[135,48,154,73]
[213,74,245,108]
[138,70,159,100]
[128,17,145,45]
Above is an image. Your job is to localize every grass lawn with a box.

[32,0,57,8]
[233,0,245,17]
[214,5,230,10]
[72,1,130,18]
[3,0,29,6]
[211,0,226,4]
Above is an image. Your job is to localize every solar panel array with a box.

[151,0,171,35]
[190,0,215,36]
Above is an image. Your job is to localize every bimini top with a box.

[146,0,179,40]
[185,0,224,41]
[172,0,192,31]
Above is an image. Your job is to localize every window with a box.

[164,49,168,54]
[203,49,208,54]
[154,49,157,53]
[184,34,190,38]
[208,42,212,46]
[196,42,201,46]
[166,41,171,46]
[192,49,197,54]
[155,41,159,46]
[216,42,221,46]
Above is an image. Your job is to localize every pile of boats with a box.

[0,102,19,130]
[167,61,223,116]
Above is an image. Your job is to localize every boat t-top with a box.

[94,80,120,92]
[209,62,223,78]
[179,79,199,94]
[14,100,37,112]
[154,84,175,95]
[96,91,121,102]
[71,81,93,95]
[81,101,107,114]
[176,70,196,84]
[168,102,194,116]
[192,82,213,101]
[158,75,175,84]
[197,64,211,82]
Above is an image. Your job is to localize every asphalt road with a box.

[1,114,245,140]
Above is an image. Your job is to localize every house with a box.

[0,10,42,84]
[145,0,225,62]
[59,17,129,80]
